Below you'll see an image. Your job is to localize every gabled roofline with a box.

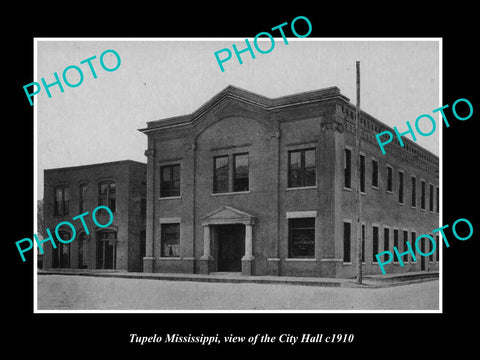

[137,84,438,165]
[138,85,348,133]
[201,205,256,226]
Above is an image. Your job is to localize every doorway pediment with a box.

[201,206,256,226]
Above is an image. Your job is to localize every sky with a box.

[36,38,440,200]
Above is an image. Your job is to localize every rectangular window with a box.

[54,186,70,216]
[99,182,116,212]
[160,164,181,198]
[288,148,316,188]
[411,231,417,262]
[436,187,439,213]
[403,230,409,264]
[429,184,434,211]
[108,183,116,211]
[387,166,393,192]
[421,180,426,209]
[393,229,399,262]
[384,227,390,254]
[398,172,404,203]
[361,224,365,263]
[161,223,180,257]
[344,148,351,189]
[55,188,62,216]
[372,226,379,262]
[360,155,365,193]
[213,156,229,193]
[411,176,417,207]
[288,217,315,258]
[372,159,378,188]
[79,184,87,213]
[343,222,351,263]
[233,153,249,192]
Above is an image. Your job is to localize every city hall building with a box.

[42,160,147,272]
[139,85,439,278]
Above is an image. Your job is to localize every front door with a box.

[96,230,117,270]
[78,233,89,269]
[56,231,71,268]
[216,224,245,272]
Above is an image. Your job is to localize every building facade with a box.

[42,160,147,272]
[139,85,440,278]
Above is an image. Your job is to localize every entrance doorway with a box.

[52,231,71,268]
[96,230,117,270]
[78,232,88,269]
[214,224,245,272]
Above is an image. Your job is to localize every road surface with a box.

[37,274,439,311]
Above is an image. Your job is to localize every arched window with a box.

[79,183,87,213]
[98,181,116,212]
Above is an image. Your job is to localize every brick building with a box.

[42,160,147,272]
[139,85,439,278]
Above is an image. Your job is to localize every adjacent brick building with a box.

[139,85,439,278]
[42,160,147,272]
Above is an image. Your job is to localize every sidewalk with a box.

[37,268,438,288]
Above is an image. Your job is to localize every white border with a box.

[33,37,442,314]
[33,41,38,312]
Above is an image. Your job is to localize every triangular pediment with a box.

[202,206,256,225]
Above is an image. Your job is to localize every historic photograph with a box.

[35,38,440,311]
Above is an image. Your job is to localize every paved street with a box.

[37,274,439,311]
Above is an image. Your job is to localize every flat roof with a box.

[44,159,146,173]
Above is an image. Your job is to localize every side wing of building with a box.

[42,160,146,272]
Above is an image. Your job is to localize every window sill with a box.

[285,258,316,262]
[386,190,393,194]
[286,186,317,191]
[343,187,352,192]
[158,257,181,260]
[211,191,250,196]
[371,185,379,190]
[159,196,181,200]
